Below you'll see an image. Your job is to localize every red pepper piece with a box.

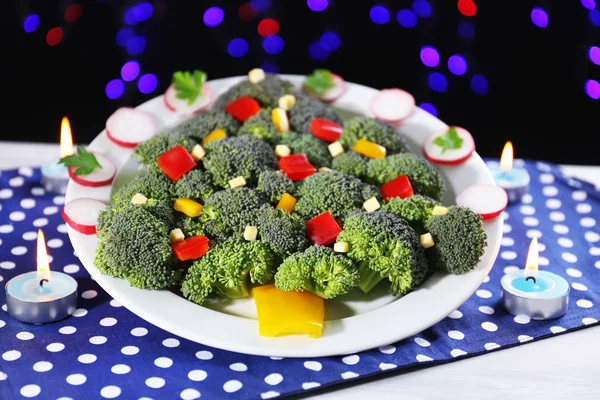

[278,154,316,181]
[381,174,414,201]
[157,145,197,182]
[310,118,343,142]
[306,211,342,246]
[224,96,262,122]
[171,235,209,261]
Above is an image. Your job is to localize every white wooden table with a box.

[2,141,599,400]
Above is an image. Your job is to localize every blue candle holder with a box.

[41,159,70,195]
[487,161,530,203]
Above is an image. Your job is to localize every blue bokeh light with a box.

[24,14,39,33]
[263,35,285,55]
[116,28,135,47]
[397,10,418,28]
[419,103,437,117]
[412,0,432,18]
[134,3,153,21]
[121,61,140,82]
[228,38,249,57]
[428,72,448,93]
[370,6,390,24]
[580,0,596,10]
[309,41,330,60]
[420,46,439,67]
[124,7,138,25]
[307,0,328,12]
[458,21,475,41]
[138,74,158,94]
[105,79,125,100]
[261,62,279,73]
[251,0,271,13]
[470,74,489,95]
[531,8,549,28]
[590,9,600,26]
[448,55,468,76]
[204,7,224,27]
[320,31,341,51]
[126,36,146,55]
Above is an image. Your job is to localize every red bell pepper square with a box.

[380,174,414,201]
[224,96,262,122]
[306,211,342,246]
[278,154,316,181]
[310,118,343,142]
[157,145,197,182]
[171,235,209,261]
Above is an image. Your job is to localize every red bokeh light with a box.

[258,18,279,37]
[238,2,258,21]
[457,0,477,17]
[46,27,64,46]
[64,4,82,22]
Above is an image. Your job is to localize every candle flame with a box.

[524,236,539,274]
[37,229,51,281]
[500,141,513,172]
[60,116,74,158]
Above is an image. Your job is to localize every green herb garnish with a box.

[432,127,463,154]
[58,146,102,176]
[172,70,207,105]
[304,69,335,96]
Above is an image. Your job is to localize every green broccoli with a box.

[294,171,380,221]
[366,153,445,201]
[279,131,332,168]
[200,187,268,239]
[288,93,343,134]
[95,201,183,290]
[181,238,276,304]
[236,108,280,144]
[214,74,295,108]
[133,132,197,171]
[275,246,359,299]
[256,170,294,203]
[425,206,487,274]
[340,117,409,155]
[173,109,241,142]
[203,135,278,188]
[337,211,429,296]
[380,195,441,235]
[170,169,215,203]
[256,207,310,257]
[331,151,369,179]
[111,172,172,205]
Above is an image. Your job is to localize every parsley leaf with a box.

[304,69,335,96]
[58,146,102,176]
[432,127,464,154]
[172,70,207,105]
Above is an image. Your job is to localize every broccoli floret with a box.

[279,131,332,168]
[288,93,343,134]
[256,170,294,203]
[133,132,197,171]
[366,153,445,201]
[236,108,280,144]
[337,211,428,296]
[257,207,310,257]
[340,117,409,155]
[203,136,278,188]
[214,74,295,108]
[200,187,269,238]
[173,109,241,142]
[380,195,441,235]
[331,151,369,179]
[425,206,487,274]
[275,246,359,299]
[170,169,215,203]
[111,172,172,205]
[177,216,205,237]
[95,202,182,290]
[294,171,380,221]
[181,238,276,304]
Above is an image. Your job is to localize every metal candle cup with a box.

[41,116,74,194]
[489,141,530,203]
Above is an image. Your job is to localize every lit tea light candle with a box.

[501,237,569,320]
[488,141,530,203]
[41,116,74,194]
[4,230,78,324]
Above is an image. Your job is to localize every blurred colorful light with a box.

[134,3,153,22]
[64,4,82,23]
[470,74,488,95]
[204,7,224,27]
[116,28,135,46]
[412,0,432,18]
[24,14,39,33]
[238,2,258,20]
[448,55,467,75]
[126,36,146,55]
[320,31,341,51]
[258,18,279,37]
[457,0,477,17]
[261,62,278,73]
[531,8,548,28]
[370,6,390,24]
[138,74,158,94]
[428,72,448,93]
[590,9,600,26]
[105,79,125,99]
[251,0,271,13]
[397,10,418,28]
[458,21,475,41]
[307,0,328,12]
[309,41,329,60]
[419,103,437,117]
[228,38,249,57]
[121,61,140,82]
[420,46,440,67]
[585,79,600,99]
[124,7,138,25]
[263,35,284,55]
[580,0,596,9]
[46,27,64,46]
[589,46,600,65]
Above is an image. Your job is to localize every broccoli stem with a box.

[358,261,384,293]
[215,283,249,299]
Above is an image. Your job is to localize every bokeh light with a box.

[124,7,138,25]
[228,38,249,57]
[412,0,432,18]
[470,74,489,95]
[138,74,158,94]
[116,28,135,46]
[428,72,448,93]
[134,3,153,22]
[531,8,549,28]
[420,46,440,67]
[448,55,468,75]
[397,10,418,28]
[121,61,140,82]
[261,62,278,73]
[307,0,328,12]
[457,0,477,17]
[419,103,437,117]
[584,79,600,99]
[589,46,600,65]
[309,41,329,60]
[580,0,596,9]
[64,4,82,23]
[238,2,258,20]
[105,79,125,99]
[258,18,279,37]
[24,14,39,33]
[589,9,600,27]
[46,27,64,46]
[320,31,341,51]
[263,35,285,55]
[126,36,146,55]
[458,21,475,41]
[251,0,271,13]
[370,6,390,24]
[204,7,224,27]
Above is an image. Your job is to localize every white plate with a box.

[64,75,503,357]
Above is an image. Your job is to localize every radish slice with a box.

[62,198,107,235]
[163,84,214,117]
[309,74,346,103]
[423,126,475,165]
[106,107,156,148]
[455,184,508,221]
[68,152,116,187]
[370,88,415,124]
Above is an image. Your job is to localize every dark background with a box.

[7,0,600,165]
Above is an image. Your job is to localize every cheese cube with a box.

[229,176,247,188]
[275,144,291,158]
[191,144,206,161]
[420,233,435,248]
[272,108,290,132]
[244,225,258,241]
[131,193,147,205]
[169,228,185,243]
[363,196,380,212]
[248,68,266,84]
[278,94,296,110]
[328,141,344,157]
[318,167,332,173]
[432,206,448,216]
[334,242,349,253]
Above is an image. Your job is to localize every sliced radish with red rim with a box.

[68,152,116,187]
[370,88,415,124]
[62,198,107,235]
[106,107,156,148]
[455,184,508,221]
[164,84,214,117]
[314,74,346,103]
[424,126,475,166]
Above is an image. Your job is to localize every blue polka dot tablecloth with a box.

[1,160,599,400]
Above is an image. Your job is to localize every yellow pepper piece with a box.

[272,108,289,133]
[353,139,386,159]
[202,128,227,145]
[173,198,203,218]
[253,285,324,338]
[276,193,296,213]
